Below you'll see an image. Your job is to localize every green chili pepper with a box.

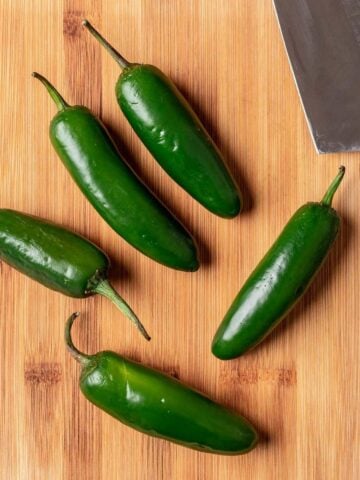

[66,312,258,455]
[212,167,345,359]
[0,209,149,339]
[32,73,199,272]
[83,21,242,219]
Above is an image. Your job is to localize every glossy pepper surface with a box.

[0,209,149,339]
[33,73,199,272]
[83,21,242,218]
[66,312,258,454]
[212,167,345,359]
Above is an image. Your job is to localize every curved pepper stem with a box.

[94,279,151,341]
[321,166,346,207]
[82,20,131,70]
[32,72,69,111]
[65,312,93,366]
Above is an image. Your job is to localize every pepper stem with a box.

[321,166,346,206]
[82,20,131,69]
[94,279,151,341]
[65,312,92,366]
[32,72,69,111]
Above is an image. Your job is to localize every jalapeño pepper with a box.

[212,167,345,359]
[66,312,258,454]
[83,21,242,218]
[33,73,199,272]
[0,209,149,339]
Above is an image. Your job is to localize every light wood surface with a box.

[0,1,359,479]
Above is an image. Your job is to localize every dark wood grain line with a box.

[24,359,64,476]
[63,4,102,113]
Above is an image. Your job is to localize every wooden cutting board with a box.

[0,1,358,478]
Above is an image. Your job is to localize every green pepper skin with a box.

[83,22,242,218]
[0,209,150,339]
[82,353,257,454]
[66,314,258,455]
[0,209,107,297]
[116,65,242,218]
[212,168,345,360]
[34,74,199,272]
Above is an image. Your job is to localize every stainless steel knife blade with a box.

[273,0,360,153]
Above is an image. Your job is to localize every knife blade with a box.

[273,0,360,153]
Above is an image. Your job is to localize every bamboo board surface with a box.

[0,1,359,479]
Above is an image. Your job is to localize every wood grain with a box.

[0,1,359,479]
